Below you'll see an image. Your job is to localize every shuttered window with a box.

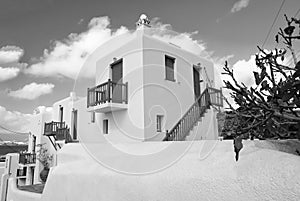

[91,112,95,123]
[156,115,163,132]
[165,55,175,81]
[103,119,108,134]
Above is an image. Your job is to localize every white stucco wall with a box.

[142,34,216,140]
[85,29,218,142]
[73,97,105,143]
[6,178,41,201]
[10,140,299,201]
[28,111,54,184]
[0,163,5,186]
[92,30,145,142]
[52,94,81,138]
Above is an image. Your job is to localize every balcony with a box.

[19,153,36,166]
[87,79,128,113]
[208,87,223,107]
[44,121,76,144]
[44,121,69,139]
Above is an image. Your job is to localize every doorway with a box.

[111,59,123,103]
[193,66,201,101]
[71,109,78,140]
[59,105,63,124]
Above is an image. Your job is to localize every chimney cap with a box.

[136,14,151,28]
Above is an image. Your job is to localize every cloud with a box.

[231,55,256,86]
[0,46,24,64]
[0,106,32,132]
[0,67,20,82]
[33,105,53,114]
[25,16,215,79]
[8,82,55,100]
[231,0,251,13]
[25,16,129,79]
[220,54,259,109]
[0,105,53,133]
[78,18,84,25]
[149,17,210,58]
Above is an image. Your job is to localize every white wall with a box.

[52,96,74,131]
[92,30,145,142]
[28,111,54,184]
[0,163,5,186]
[73,98,105,143]
[142,34,216,140]
[90,29,217,142]
[16,140,300,201]
[6,178,41,201]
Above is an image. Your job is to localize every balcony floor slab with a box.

[87,102,128,113]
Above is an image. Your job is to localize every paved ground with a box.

[18,184,45,194]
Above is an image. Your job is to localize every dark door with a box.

[59,106,63,124]
[111,59,123,103]
[193,66,201,100]
[32,136,36,153]
[72,109,78,140]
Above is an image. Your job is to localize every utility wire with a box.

[294,7,300,17]
[261,0,286,49]
[0,126,29,154]
[0,124,29,135]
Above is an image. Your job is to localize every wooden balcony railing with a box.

[208,87,223,107]
[44,121,75,144]
[56,127,70,141]
[44,121,66,136]
[19,153,36,165]
[87,79,128,108]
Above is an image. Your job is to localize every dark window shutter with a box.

[165,56,175,81]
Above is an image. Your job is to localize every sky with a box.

[0,0,300,132]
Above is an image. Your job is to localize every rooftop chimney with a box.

[136,14,151,30]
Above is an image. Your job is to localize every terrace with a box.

[87,79,128,113]
[44,121,73,143]
[19,153,36,166]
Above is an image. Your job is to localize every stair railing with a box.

[163,88,211,141]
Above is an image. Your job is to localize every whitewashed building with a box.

[32,14,222,148]
[1,14,223,194]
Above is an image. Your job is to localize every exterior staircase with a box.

[163,87,222,141]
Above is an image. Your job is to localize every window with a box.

[165,55,175,81]
[91,112,95,123]
[103,119,108,134]
[156,115,164,132]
